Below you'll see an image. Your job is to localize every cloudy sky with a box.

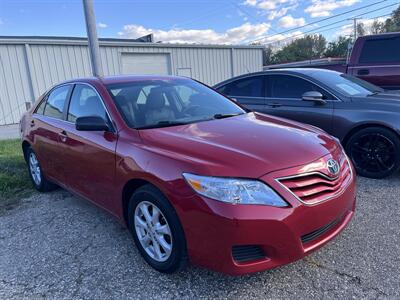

[0,0,396,45]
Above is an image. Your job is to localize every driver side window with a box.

[67,84,107,123]
[267,75,334,100]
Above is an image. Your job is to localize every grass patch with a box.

[0,139,34,202]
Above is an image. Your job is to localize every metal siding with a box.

[0,40,262,125]
[0,45,31,125]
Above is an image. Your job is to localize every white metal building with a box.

[0,36,263,125]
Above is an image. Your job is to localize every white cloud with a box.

[305,0,360,18]
[237,9,249,21]
[243,0,258,5]
[98,22,108,28]
[267,7,290,20]
[118,22,271,44]
[243,0,291,11]
[263,30,304,47]
[278,15,305,28]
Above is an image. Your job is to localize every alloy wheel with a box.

[134,201,173,262]
[349,133,396,175]
[29,152,42,186]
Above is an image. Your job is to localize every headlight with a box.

[182,173,288,207]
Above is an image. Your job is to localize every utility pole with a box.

[351,17,362,42]
[353,18,358,41]
[82,0,103,77]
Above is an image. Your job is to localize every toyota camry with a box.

[20,75,356,275]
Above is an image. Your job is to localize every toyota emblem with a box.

[327,159,340,176]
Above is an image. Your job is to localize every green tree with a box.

[356,23,366,37]
[325,36,352,57]
[263,46,274,65]
[383,5,400,32]
[370,20,385,34]
[272,34,327,64]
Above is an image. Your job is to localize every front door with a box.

[59,84,118,211]
[264,74,335,134]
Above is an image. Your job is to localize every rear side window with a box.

[35,99,46,115]
[218,76,264,97]
[43,85,70,119]
[359,37,400,63]
[267,75,333,99]
[67,84,107,123]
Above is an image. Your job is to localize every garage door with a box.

[121,53,171,75]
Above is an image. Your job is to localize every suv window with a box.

[218,76,264,97]
[67,84,107,123]
[359,37,400,64]
[43,85,70,119]
[267,75,333,99]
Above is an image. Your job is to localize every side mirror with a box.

[302,91,326,104]
[75,116,110,131]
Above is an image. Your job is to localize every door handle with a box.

[59,130,68,142]
[267,102,282,108]
[357,69,370,76]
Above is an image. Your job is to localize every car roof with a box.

[214,68,341,87]
[61,74,190,86]
[356,31,400,41]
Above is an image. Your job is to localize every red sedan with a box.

[20,75,356,275]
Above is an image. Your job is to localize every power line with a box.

[263,12,394,46]
[250,0,394,44]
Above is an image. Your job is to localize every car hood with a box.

[139,112,338,178]
[353,92,400,108]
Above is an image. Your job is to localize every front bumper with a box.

[172,156,356,275]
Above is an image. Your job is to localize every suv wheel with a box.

[346,127,400,179]
[128,185,187,273]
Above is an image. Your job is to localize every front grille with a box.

[301,213,346,244]
[232,245,265,263]
[276,155,352,205]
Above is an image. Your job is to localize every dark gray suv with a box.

[214,68,400,179]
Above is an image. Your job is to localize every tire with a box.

[346,127,400,179]
[128,184,187,273]
[26,147,58,192]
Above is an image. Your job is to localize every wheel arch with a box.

[121,177,172,226]
[342,123,400,148]
[21,140,31,162]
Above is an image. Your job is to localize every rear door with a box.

[31,84,72,183]
[349,36,400,90]
[60,83,118,210]
[264,74,335,133]
[216,75,266,111]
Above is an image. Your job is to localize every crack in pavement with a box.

[304,258,389,297]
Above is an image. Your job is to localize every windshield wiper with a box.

[213,113,243,119]
[368,90,383,96]
[135,120,190,129]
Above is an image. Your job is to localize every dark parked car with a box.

[20,75,355,275]
[214,68,400,179]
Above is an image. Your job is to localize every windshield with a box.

[107,78,245,129]
[314,72,384,97]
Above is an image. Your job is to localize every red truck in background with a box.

[264,32,400,90]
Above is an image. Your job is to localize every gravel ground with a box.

[0,175,399,299]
